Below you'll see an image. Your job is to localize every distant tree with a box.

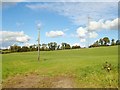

[10,44,20,52]
[42,43,47,50]
[33,44,36,48]
[31,44,37,51]
[57,45,60,50]
[48,43,51,50]
[53,42,57,50]
[29,45,33,51]
[10,46,14,52]
[93,43,98,47]
[48,42,57,50]
[116,40,120,45]
[111,39,115,46]
[95,40,99,46]
[21,46,29,52]
[103,37,110,45]
[89,40,100,48]
[49,42,54,50]
[65,44,71,49]
[29,45,32,49]
[41,47,44,51]
[55,42,57,48]
[61,43,66,50]
[17,46,21,52]
[99,38,104,46]
[72,45,81,49]
[61,43,71,49]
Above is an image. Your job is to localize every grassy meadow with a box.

[2,46,118,88]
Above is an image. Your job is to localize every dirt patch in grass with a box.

[2,73,74,88]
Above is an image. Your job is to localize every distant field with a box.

[2,46,118,88]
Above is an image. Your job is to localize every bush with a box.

[72,46,81,49]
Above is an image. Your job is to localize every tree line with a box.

[89,37,120,48]
[8,42,81,52]
[1,37,120,53]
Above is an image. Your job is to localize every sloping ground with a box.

[3,72,74,88]
[2,46,118,88]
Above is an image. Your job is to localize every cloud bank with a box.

[46,31,64,38]
[26,2,117,26]
[76,18,118,42]
[88,18,118,31]
[1,31,30,48]
[26,2,118,44]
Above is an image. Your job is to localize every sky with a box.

[1,0,119,48]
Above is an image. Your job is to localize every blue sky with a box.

[1,1,118,48]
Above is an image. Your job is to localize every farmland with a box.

[2,46,118,88]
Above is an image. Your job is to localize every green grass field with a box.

[2,46,118,88]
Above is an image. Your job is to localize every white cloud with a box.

[89,32,98,38]
[88,20,103,31]
[46,30,64,38]
[89,18,118,31]
[26,2,117,26]
[1,31,30,48]
[76,27,87,38]
[24,42,33,47]
[70,34,77,37]
[76,18,118,43]
[80,39,86,42]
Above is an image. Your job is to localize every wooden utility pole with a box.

[37,24,41,61]
[87,16,91,48]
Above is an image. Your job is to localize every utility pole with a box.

[37,24,41,61]
[87,16,91,48]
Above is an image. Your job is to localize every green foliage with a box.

[111,39,115,46]
[65,44,71,49]
[6,38,119,53]
[116,40,120,45]
[103,37,110,45]
[48,42,57,50]
[72,46,81,49]
[99,38,104,45]
[90,37,120,48]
